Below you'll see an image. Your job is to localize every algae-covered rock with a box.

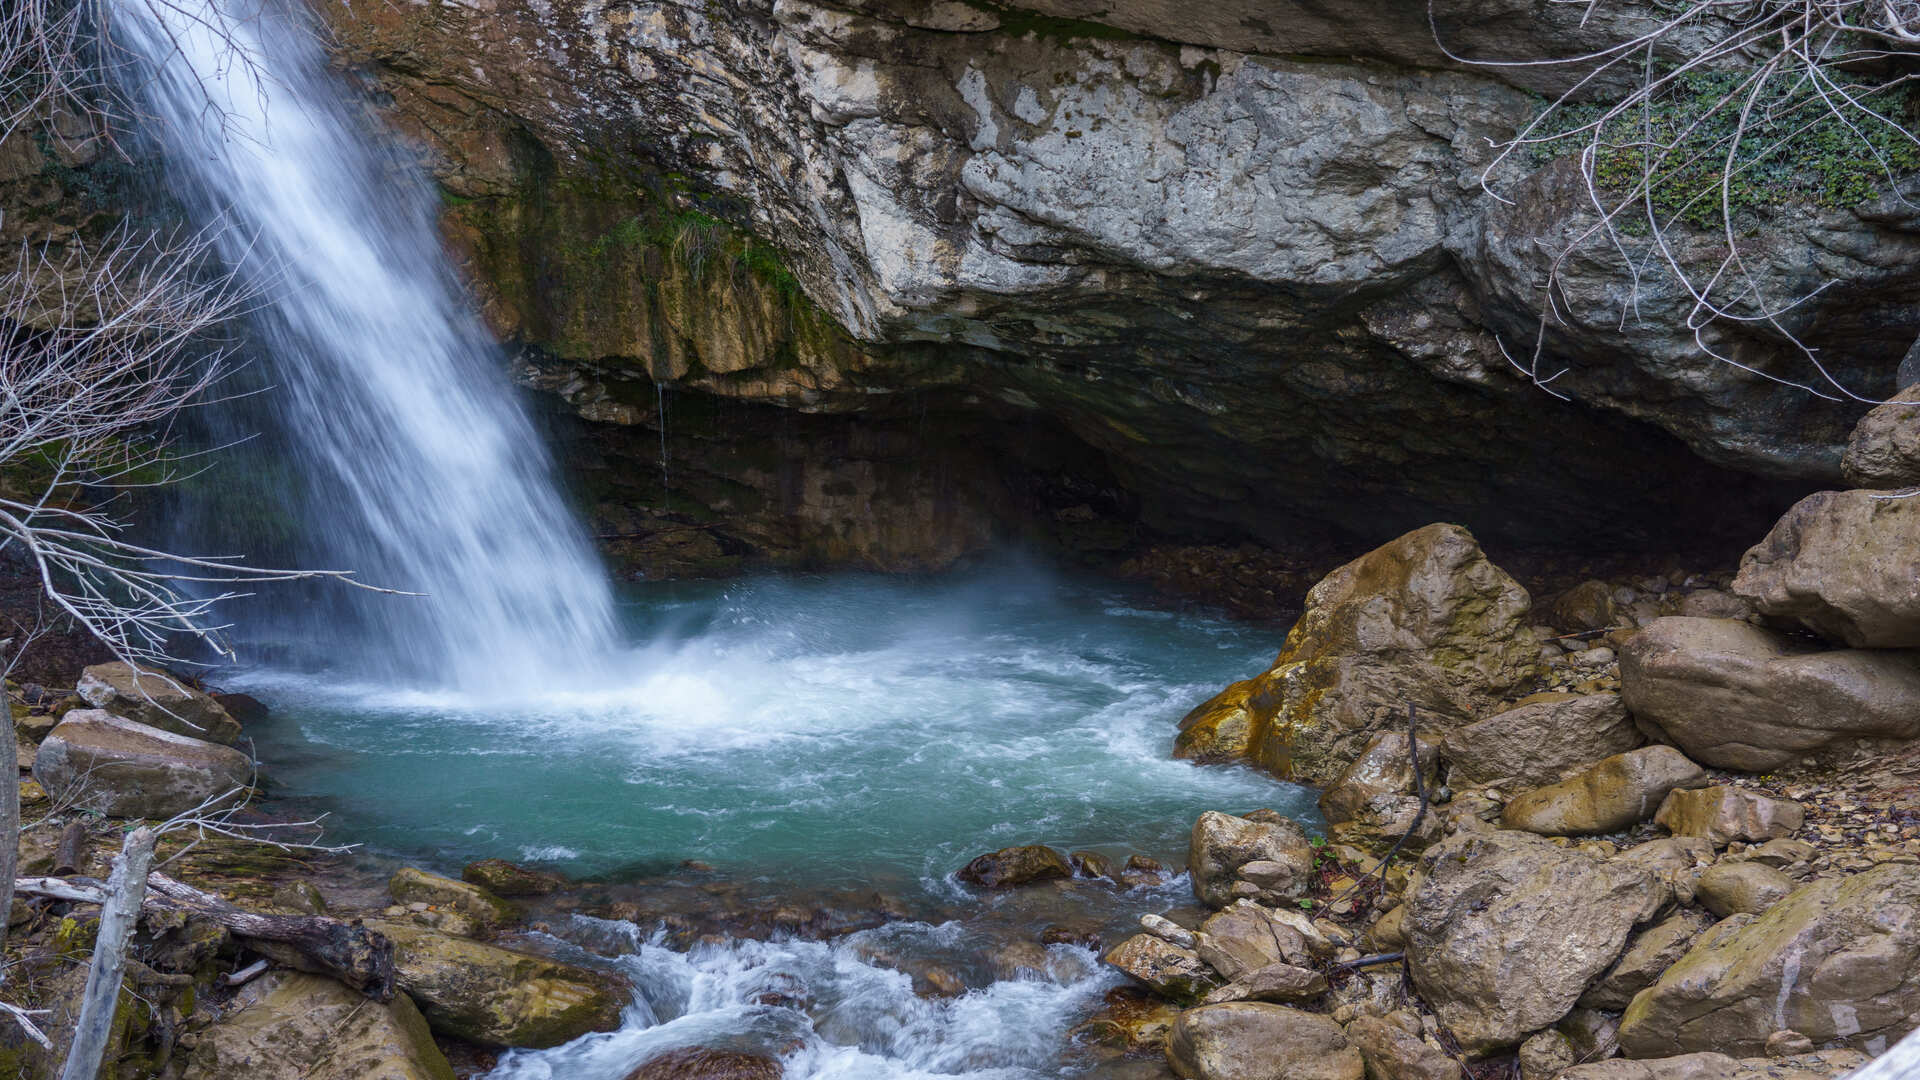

[1175,680,1260,763]
[76,662,241,744]
[1617,864,1920,1058]
[375,921,627,1048]
[1243,524,1539,784]
[183,970,455,1080]
[462,858,563,897]
[1654,787,1803,848]
[390,867,520,931]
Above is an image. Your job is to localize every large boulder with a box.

[1732,490,1920,648]
[1692,861,1796,918]
[76,662,242,744]
[375,922,627,1048]
[1443,692,1642,787]
[1175,680,1261,763]
[1619,617,1920,770]
[1653,787,1803,847]
[1405,830,1662,1054]
[182,970,455,1080]
[1842,385,1920,489]
[32,710,253,819]
[1617,864,1920,1058]
[389,868,520,932]
[1242,524,1540,783]
[1499,746,1706,837]
[1166,1003,1364,1080]
[955,844,1073,888]
[1188,811,1315,908]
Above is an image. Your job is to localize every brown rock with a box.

[1200,962,1328,1005]
[1558,1050,1869,1080]
[1579,908,1714,1010]
[181,970,454,1080]
[1344,1012,1461,1080]
[1654,787,1804,848]
[1188,811,1313,908]
[1553,580,1621,632]
[374,921,627,1049]
[1517,1029,1575,1080]
[1104,933,1218,1003]
[1167,1003,1364,1080]
[76,662,242,744]
[1613,836,1716,907]
[1617,865,1920,1057]
[1732,489,1920,647]
[1405,830,1662,1053]
[390,868,520,932]
[1195,901,1329,979]
[1500,746,1706,837]
[955,844,1072,888]
[624,1047,781,1080]
[1442,692,1642,788]
[462,858,563,896]
[31,710,252,819]
[1319,731,1440,825]
[1842,384,1920,489]
[1693,861,1796,917]
[1619,617,1920,770]
[1242,524,1540,784]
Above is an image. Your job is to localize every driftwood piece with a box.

[13,871,394,1001]
[61,826,154,1080]
[53,822,88,876]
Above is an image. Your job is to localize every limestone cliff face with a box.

[320,0,1920,572]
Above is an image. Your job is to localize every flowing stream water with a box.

[109,1,1314,1075]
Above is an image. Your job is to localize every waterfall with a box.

[110,0,619,689]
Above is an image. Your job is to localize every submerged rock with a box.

[955,844,1073,889]
[375,921,627,1048]
[1617,864,1920,1058]
[1733,489,1920,647]
[32,710,252,819]
[1619,617,1920,770]
[1242,524,1539,784]
[1405,830,1661,1054]
[1166,1003,1363,1080]
[463,858,563,896]
[624,1047,782,1080]
[77,662,242,744]
[1188,811,1314,908]
[1499,746,1706,837]
[1442,692,1641,787]
[182,970,454,1080]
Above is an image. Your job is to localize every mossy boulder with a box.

[374,921,627,1048]
[1241,524,1540,784]
[389,868,520,931]
[182,970,455,1080]
[32,710,252,819]
[1173,679,1259,763]
[462,858,563,897]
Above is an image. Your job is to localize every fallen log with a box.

[14,872,394,1001]
[53,821,88,876]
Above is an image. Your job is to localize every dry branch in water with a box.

[1438,0,1920,401]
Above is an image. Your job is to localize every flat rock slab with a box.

[32,710,252,819]
[183,970,454,1080]
[1618,864,1920,1058]
[1620,617,1920,770]
[1500,746,1705,837]
[77,662,241,744]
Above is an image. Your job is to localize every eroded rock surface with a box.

[1499,746,1706,837]
[182,971,454,1080]
[1619,617,1920,770]
[1443,692,1641,788]
[1733,490,1920,647]
[1166,1003,1363,1080]
[76,662,241,744]
[1188,811,1315,908]
[32,710,253,819]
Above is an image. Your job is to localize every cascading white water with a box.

[111,0,618,689]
